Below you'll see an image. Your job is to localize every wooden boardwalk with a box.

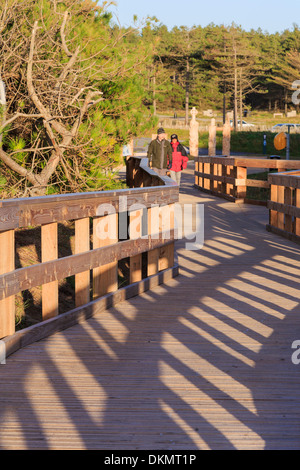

[1,163,300,450]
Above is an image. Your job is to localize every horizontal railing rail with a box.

[267,170,300,243]
[194,156,300,204]
[0,157,179,340]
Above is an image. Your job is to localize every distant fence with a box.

[157,118,294,133]
[0,157,179,355]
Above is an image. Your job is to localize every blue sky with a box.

[108,0,300,34]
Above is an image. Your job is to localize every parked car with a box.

[230,120,255,128]
[271,123,300,132]
[183,145,190,155]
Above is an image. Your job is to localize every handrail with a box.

[194,155,300,204]
[0,156,179,342]
[0,184,178,231]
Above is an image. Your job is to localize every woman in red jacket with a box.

[169,134,189,186]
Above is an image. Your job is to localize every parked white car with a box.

[230,120,255,128]
[271,123,300,132]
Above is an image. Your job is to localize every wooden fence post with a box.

[203,162,210,190]
[269,184,278,228]
[226,165,234,196]
[194,157,199,187]
[129,208,143,283]
[198,159,203,188]
[221,163,227,195]
[147,205,160,277]
[93,213,118,299]
[208,118,216,157]
[0,230,15,338]
[189,107,199,157]
[42,223,59,320]
[277,186,285,230]
[210,163,215,191]
[75,218,90,307]
[159,204,174,271]
[236,166,247,199]
[296,188,300,236]
[284,187,293,233]
[222,115,231,156]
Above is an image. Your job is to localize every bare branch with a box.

[55,46,80,93]
[0,148,41,186]
[0,113,43,131]
[60,11,72,57]
[27,20,68,138]
[27,21,52,120]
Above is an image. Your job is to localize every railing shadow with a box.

[0,166,300,449]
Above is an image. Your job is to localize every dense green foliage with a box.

[139,21,300,117]
[1,1,300,197]
[0,0,157,197]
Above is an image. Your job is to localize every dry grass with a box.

[15,222,76,330]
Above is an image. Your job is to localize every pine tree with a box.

[204,24,266,129]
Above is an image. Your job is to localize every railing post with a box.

[284,187,293,233]
[210,163,216,191]
[236,166,247,200]
[93,213,118,298]
[221,163,227,195]
[277,186,285,230]
[194,157,199,187]
[269,183,278,228]
[0,230,15,338]
[208,118,216,157]
[129,208,143,283]
[203,162,210,190]
[75,218,90,307]
[226,164,234,196]
[189,107,199,158]
[147,205,159,276]
[222,117,231,156]
[41,223,59,320]
[296,188,300,236]
[199,160,203,188]
[159,204,175,271]
[217,163,222,193]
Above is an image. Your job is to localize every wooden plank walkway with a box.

[0,163,300,450]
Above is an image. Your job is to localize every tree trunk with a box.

[185,57,190,126]
[153,73,156,116]
[233,46,238,131]
[239,69,243,131]
[284,88,288,115]
[234,68,238,131]
[223,81,226,125]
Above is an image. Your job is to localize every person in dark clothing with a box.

[169,134,189,186]
[147,128,172,177]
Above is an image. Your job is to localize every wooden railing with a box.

[194,156,300,204]
[267,170,300,244]
[0,157,179,349]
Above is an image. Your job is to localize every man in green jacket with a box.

[147,128,172,176]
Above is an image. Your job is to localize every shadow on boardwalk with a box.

[0,163,300,450]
